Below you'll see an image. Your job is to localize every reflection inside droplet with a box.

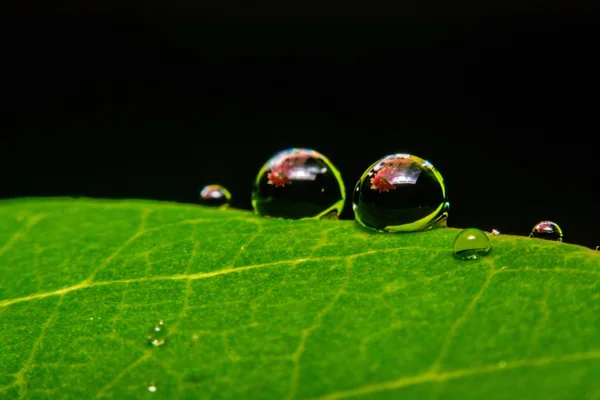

[529,220,563,242]
[199,185,232,209]
[352,153,448,233]
[251,148,346,220]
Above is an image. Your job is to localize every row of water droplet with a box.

[198,148,583,259]
[142,149,592,392]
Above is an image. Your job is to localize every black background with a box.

[2,4,599,248]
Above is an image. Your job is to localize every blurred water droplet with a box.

[147,320,167,347]
[529,221,563,242]
[192,333,200,341]
[452,228,491,260]
[352,153,448,232]
[251,148,345,220]
[491,229,500,235]
[199,185,232,209]
[498,361,507,369]
[595,246,599,251]
[148,385,157,393]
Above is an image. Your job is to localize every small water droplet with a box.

[148,385,157,393]
[452,228,491,260]
[147,320,167,347]
[491,229,500,235]
[192,333,200,340]
[352,154,449,232]
[498,361,507,369]
[199,185,231,209]
[529,221,563,242]
[251,148,345,219]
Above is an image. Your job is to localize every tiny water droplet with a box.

[148,385,157,393]
[491,229,500,235]
[453,228,491,260]
[498,361,507,369]
[199,185,232,209]
[251,148,345,219]
[147,320,167,347]
[529,221,563,242]
[352,154,449,232]
[192,333,200,340]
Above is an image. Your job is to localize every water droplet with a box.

[148,385,157,393]
[529,221,563,242]
[491,229,500,235]
[147,320,167,347]
[352,154,449,232]
[251,148,345,219]
[452,228,491,260]
[199,185,231,209]
[498,361,507,369]
[596,246,599,251]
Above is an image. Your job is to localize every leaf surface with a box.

[0,198,599,400]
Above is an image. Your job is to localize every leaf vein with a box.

[15,294,64,399]
[288,258,352,400]
[0,213,46,258]
[86,208,150,283]
[96,351,153,398]
[312,350,600,400]
[428,264,496,373]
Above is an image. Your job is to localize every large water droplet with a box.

[529,221,563,242]
[452,228,491,260]
[147,320,167,347]
[199,185,231,209]
[251,148,345,219]
[352,154,449,232]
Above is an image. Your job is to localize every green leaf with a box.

[1,198,599,400]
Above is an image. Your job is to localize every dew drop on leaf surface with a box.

[352,153,449,232]
[452,228,492,260]
[251,148,345,219]
[147,385,157,393]
[147,320,167,347]
[529,220,563,242]
[199,184,232,209]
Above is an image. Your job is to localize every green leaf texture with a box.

[0,198,598,400]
